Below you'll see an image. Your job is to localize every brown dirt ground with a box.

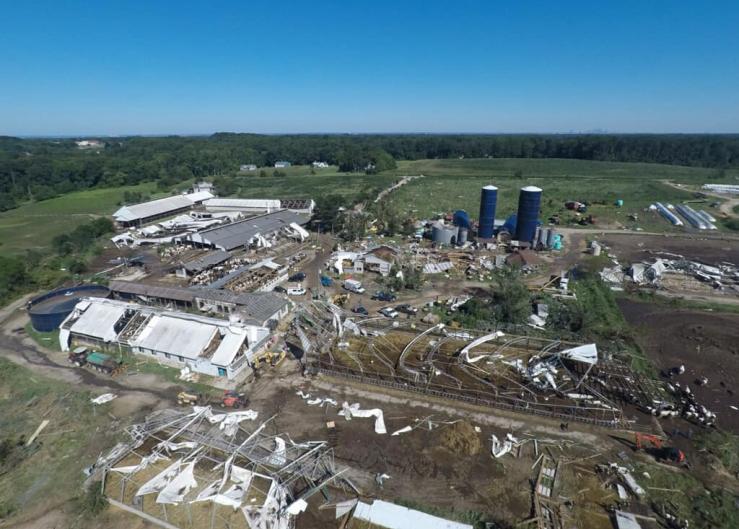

[618,298,739,434]
[599,233,739,265]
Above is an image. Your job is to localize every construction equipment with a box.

[253,349,286,369]
[634,433,686,464]
[330,293,350,306]
[177,391,201,406]
[221,390,248,409]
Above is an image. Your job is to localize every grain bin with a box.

[515,186,542,243]
[478,185,498,239]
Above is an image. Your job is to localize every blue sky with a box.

[1,0,738,135]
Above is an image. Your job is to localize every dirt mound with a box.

[439,420,481,455]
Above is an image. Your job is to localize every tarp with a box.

[558,343,598,364]
[135,459,183,497]
[156,461,198,504]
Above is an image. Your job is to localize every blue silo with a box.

[478,185,498,239]
[515,186,542,243]
[452,210,471,229]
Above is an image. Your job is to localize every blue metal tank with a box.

[515,186,542,243]
[452,210,471,229]
[478,185,498,239]
[28,285,110,332]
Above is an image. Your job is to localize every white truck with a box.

[343,279,365,294]
[286,284,306,296]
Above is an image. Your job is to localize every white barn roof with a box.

[67,301,127,343]
[133,314,217,360]
[113,192,214,223]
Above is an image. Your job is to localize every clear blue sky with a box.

[1,0,738,135]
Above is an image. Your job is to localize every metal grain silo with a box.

[431,222,456,245]
[478,185,498,239]
[452,210,471,229]
[457,227,468,245]
[515,186,542,243]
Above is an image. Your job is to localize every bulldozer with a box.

[221,390,248,408]
[634,433,686,464]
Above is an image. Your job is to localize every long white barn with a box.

[59,298,270,379]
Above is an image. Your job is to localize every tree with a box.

[490,267,530,324]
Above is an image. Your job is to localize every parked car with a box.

[289,272,306,282]
[372,291,397,302]
[352,305,369,316]
[286,285,306,296]
[379,307,399,319]
[396,304,418,315]
[320,275,333,287]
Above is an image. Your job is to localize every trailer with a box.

[67,349,124,376]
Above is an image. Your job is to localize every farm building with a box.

[203,198,315,215]
[112,191,214,227]
[108,280,290,326]
[330,252,392,276]
[59,298,271,379]
[185,210,309,251]
[176,250,232,278]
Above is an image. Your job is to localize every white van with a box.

[343,279,365,294]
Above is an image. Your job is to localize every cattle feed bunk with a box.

[296,302,666,430]
[95,406,357,529]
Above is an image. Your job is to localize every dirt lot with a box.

[618,298,739,434]
[599,232,739,265]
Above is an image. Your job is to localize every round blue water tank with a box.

[452,210,470,229]
[28,285,110,332]
[478,185,498,239]
[515,186,542,243]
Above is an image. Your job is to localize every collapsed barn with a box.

[296,302,669,429]
[94,406,356,529]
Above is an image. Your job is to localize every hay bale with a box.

[439,420,481,455]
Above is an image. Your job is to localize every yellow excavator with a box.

[330,293,350,306]
[253,350,287,370]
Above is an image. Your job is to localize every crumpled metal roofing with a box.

[188,210,308,251]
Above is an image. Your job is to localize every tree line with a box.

[1,133,738,211]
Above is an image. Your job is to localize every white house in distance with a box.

[59,298,271,379]
[312,161,329,168]
[274,161,291,168]
[239,164,257,172]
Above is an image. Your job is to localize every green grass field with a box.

[0,182,161,255]
[384,158,737,231]
[232,165,396,200]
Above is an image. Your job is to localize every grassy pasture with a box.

[384,158,736,231]
[0,182,161,255]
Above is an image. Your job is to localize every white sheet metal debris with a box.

[353,499,473,529]
[339,402,387,434]
[91,393,117,405]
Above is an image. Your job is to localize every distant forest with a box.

[1,133,738,211]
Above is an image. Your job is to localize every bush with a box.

[76,484,107,518]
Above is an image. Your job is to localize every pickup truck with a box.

[379,307,399,319]
[372,291,397,302]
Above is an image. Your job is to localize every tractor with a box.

[221,390,248,409]
[634,433,686,464]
